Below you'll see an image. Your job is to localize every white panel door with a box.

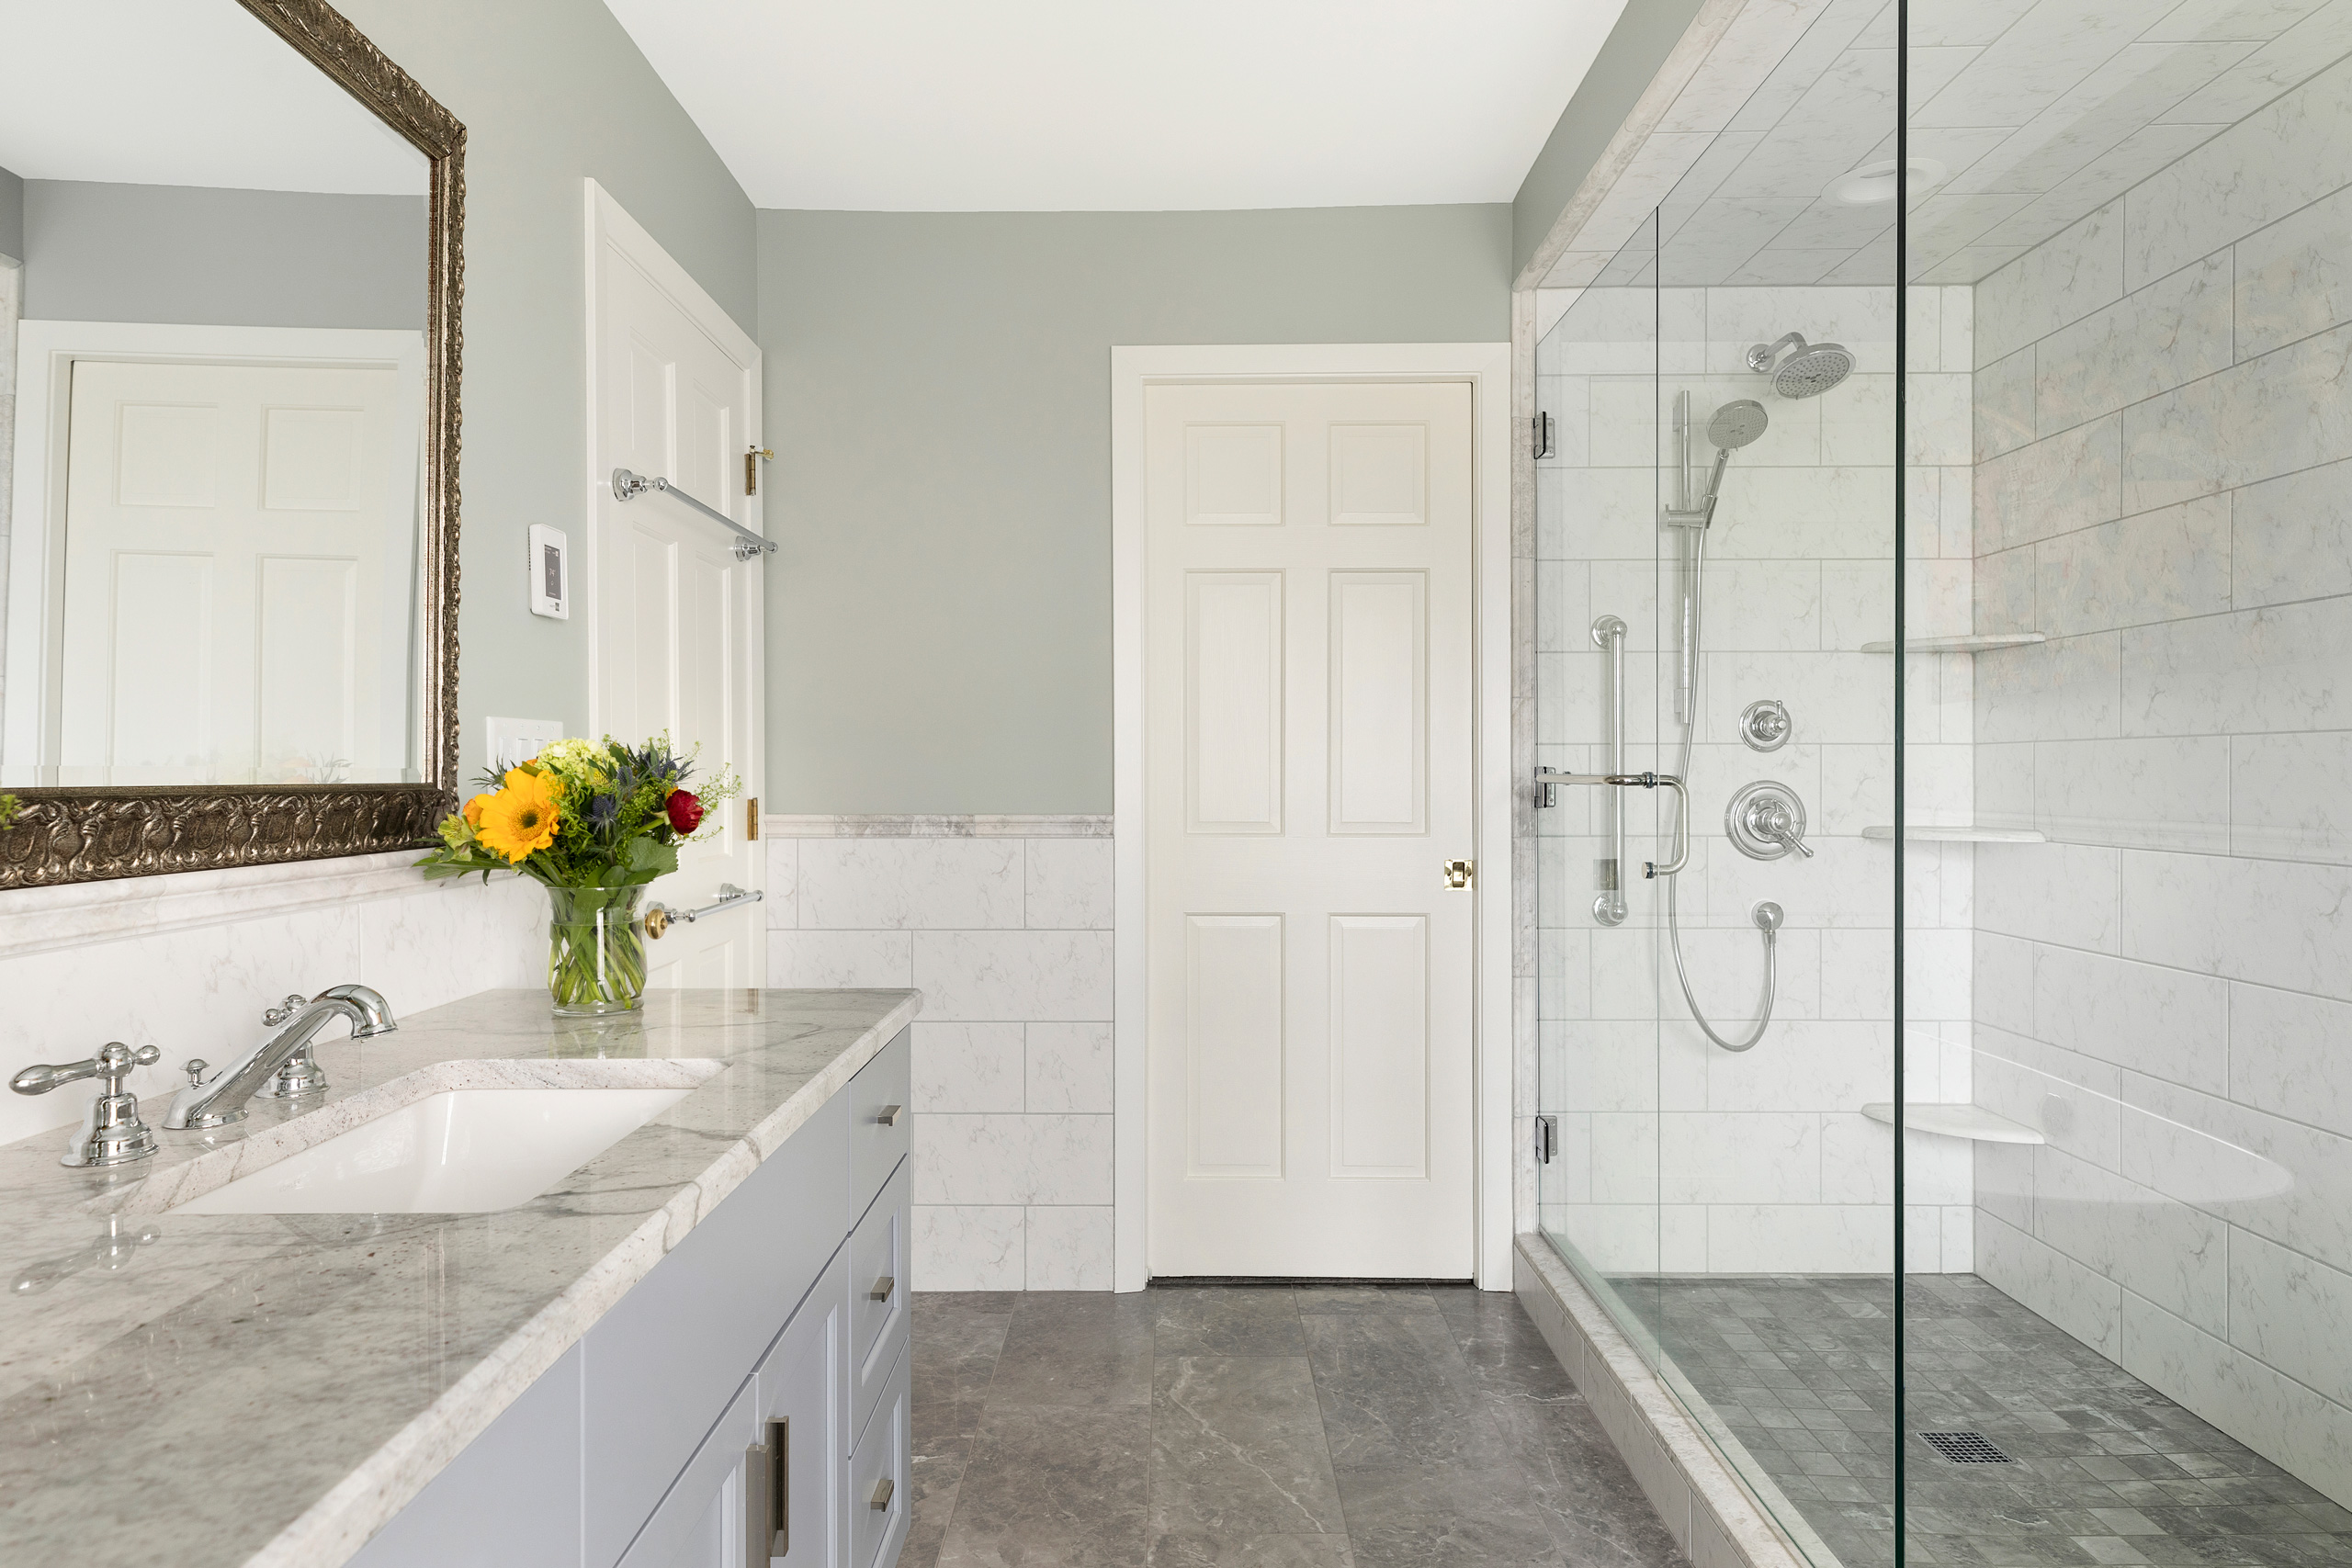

[1146,380,1475,1279]
[590,193,764,989]
[55,358,412,786]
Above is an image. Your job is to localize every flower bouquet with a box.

[416,737,738,1015]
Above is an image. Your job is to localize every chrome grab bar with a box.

[1532,769,1690,879]
[611,468,778,560]
[644,883,763,939]
[1590,615,1628,926]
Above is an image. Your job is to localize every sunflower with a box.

[477,773,562,863]
[462,793,491,827]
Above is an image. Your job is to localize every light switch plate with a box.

[528,525,570,618]
[485,717,563,775]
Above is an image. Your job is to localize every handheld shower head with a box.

[1707,400,1770,449]
[1746,333,1854,399]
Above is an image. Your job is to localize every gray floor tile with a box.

[938,1404,1153,1568]
[1304,1311,1510,1474]
[1148,1531,1356,1566]
[1333,1463,1569,1568]
[1155,1287,1307,1356]
[988,1290,1156,1409]
[1153,1356,1345,1536]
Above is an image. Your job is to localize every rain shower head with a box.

[1708,399,1770,450]
[1746,333,1855,399]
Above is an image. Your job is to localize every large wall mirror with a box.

[0,0,461,887]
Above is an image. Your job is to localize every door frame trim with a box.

[1110,342,1514,1292]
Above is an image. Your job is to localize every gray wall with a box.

[0,163,21,264]
[1510,0,1708,282]
[334,0,756,772]
[20,180,424,328]
[756,204,1512,815]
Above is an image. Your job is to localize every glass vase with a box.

[547,885,649,1016]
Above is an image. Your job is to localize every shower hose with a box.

[1667,528,1777,1053]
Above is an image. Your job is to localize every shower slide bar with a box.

[1532,767,1689,879]
[1589,615,1629,926]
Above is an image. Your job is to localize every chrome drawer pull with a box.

[875,1103,903,1127]
[869,1274,895,1303]
[870,1476,894,1511]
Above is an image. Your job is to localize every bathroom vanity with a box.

[0,987,918,1568]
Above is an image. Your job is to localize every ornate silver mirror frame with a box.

[0,0,464,890]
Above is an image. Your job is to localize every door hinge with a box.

[745,797,759,840]
[1532,411,1553,461]
[1535,1114,1558,1165]
[745,446,774,495]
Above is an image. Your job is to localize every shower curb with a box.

[1515,1235,1815,1568]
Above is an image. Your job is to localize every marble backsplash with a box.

[0,851,543,1148]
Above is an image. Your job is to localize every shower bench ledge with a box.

[1860,1102,2045,1144]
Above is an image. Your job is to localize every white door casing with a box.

[1145,378,1476,1280]
[584,180,764,989]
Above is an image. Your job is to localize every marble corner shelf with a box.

[1858,633,2047,654]
[1860,1102,2045,1145]
[1860,825,2046,843]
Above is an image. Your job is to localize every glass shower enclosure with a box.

[1532,2,2352,1563]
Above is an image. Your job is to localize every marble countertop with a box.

[0,987,922,1568]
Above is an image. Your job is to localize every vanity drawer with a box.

[847,1027,910,1221]
[849,1160,910,1440]
[847,1340,911,1568]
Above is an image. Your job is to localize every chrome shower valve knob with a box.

[1725,781,1814,862]
[1740,699,1792,751]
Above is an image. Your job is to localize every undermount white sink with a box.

[171,1085,694,1215]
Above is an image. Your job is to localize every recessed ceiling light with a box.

[1826,157,1949,205]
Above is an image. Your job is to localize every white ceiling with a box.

[602,0,1631,210]
[0,0,426,196]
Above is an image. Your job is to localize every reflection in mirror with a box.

[0,1,431,788]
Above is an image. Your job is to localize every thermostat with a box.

[528,525,570,619]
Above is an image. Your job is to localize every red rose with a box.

[665,790,705,834]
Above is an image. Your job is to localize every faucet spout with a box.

[163,984,397,1131]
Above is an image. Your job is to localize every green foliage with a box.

[414,734,738,890]
[0,795,17,830]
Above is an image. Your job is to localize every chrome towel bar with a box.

[644,883,763,939]
[611,468,777,560]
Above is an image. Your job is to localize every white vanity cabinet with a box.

[348,1028,912,1568]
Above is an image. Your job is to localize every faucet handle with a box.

[12,1043,161,1098]
[11,1043,164,1168]
[262,994,310,1028]
[184,1059,211,1089]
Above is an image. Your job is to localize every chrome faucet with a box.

[164,984,397,1131]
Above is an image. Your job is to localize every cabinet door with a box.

[626,1251,849,1568]
[630,1380,756,1568]
[755,1252,848,1568]
[584,1092,850,1563]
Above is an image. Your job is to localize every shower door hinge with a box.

[1534,1114,1558,1165]
[1532,411,1553,461]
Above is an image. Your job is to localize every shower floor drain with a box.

[1919,1430,2014,1464]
